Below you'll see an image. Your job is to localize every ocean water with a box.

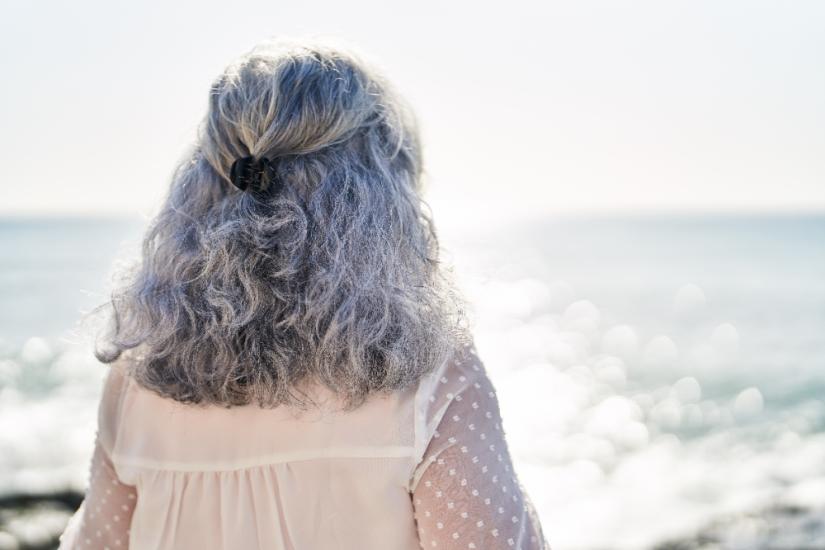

[1,214,823,549]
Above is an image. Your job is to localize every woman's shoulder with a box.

[96,353,137,455]
[411,340,496,448]
[415,338,493,412]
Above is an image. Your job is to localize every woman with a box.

[59,37,550,550]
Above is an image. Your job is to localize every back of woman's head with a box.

[94,37,471,410]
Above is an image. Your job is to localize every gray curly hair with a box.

[92,37,472,411]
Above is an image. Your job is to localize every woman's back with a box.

[59,342,549,549]
[58,37,550,549]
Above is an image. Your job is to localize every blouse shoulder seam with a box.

[111,445,415,473]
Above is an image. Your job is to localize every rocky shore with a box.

[0,491,81,550]
[653,504,825,550]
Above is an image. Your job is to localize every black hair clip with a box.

[229,155,284,194]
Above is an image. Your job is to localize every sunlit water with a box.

[1,214,823,549]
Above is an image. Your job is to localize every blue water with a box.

[453,214,825,405]
[0,217,146,345]
[1,213,824,549]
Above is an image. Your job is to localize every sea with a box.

[0,213,823,549]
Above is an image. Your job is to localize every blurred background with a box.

[1,1,824,548]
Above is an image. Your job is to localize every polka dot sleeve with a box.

[58,438,137,549]
[58,363,136,549]
[410,344,551,549]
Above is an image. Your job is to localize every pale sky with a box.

[1,0,823,219]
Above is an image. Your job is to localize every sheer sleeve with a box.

[409,343,551,549]
[58,362,137,549]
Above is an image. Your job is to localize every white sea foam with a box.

[733,387,764,419]
[641,335,679,369]
[671,377,702,404]
[468,273,825,549]
[600,325,638,361]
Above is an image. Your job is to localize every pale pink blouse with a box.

[58,341,550,549]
